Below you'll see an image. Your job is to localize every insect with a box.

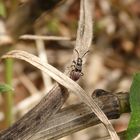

[70,49,89,81]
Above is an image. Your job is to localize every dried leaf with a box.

[74,0,93,58]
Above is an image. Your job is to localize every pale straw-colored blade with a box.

[74,0,93,58]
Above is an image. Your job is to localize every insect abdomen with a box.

[70,70,81,81]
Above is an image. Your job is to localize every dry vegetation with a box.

[0,0,139,139]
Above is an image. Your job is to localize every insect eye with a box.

[78,58,81,61]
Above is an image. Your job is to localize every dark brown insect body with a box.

[70,49,89,81]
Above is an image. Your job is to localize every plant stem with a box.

[0,0,6,17]
[4,58,14,127]
[0,0,14,128]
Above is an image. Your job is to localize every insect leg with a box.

[80,72,84,76]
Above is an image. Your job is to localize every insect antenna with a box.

[74,49,80,58]
[81,50,89,59]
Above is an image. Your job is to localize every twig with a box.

[20,35,72,41]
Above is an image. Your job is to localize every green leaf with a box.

[0,84,14,93]
[127,73,140,140]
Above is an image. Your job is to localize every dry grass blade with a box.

[2,50,119,140]
[36,39,53,93]
[74,0,93,57]
[20,35,72,41]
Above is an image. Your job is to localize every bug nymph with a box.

[70,49,89,81]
